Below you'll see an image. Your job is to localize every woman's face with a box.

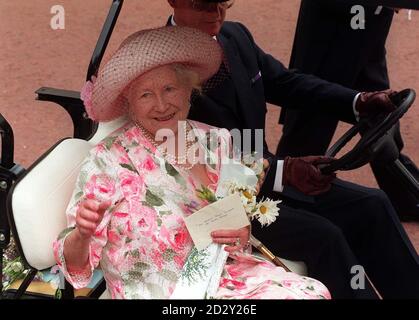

[127,65,192,136]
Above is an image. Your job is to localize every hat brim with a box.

[88,26,223,122]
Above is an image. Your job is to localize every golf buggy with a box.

[0,0,418,299]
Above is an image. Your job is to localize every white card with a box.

[184,193,250,250]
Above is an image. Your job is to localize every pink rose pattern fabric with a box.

[53,120,331,299]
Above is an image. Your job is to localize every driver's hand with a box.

[355,90,397,118]
[283,156,336,196]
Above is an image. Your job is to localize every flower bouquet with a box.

[197,156,290,272]
[171,156,287,299]
[198,156,281,227]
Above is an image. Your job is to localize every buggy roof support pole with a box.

[0,113,14,169]
[86,0,125,80]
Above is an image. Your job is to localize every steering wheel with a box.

[320,89,416,175]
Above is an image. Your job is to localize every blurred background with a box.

[0,0,417,248]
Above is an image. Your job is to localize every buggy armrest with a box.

[36,87,80,101]
[35,87,98,140]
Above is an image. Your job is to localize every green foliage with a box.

[196,186,217,203]
[145,189,164,207]
[103,136,118,150]
[165,162,179,177]
[120,163,137,173]
[181,248,210,286]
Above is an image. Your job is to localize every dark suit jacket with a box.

[184,21,359,193]
[288,1,394,89]
[278,1,395,145]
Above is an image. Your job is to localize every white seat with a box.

[9,115,307,298]
[10,117,128,271]
[11,138,92,270]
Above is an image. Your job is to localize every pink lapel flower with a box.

[80,76,97,113]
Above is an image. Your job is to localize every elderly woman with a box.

[53,26,330,299]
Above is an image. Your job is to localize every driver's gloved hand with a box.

[355,90,397,118]
[283,156,336,195]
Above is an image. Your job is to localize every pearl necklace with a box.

[134,121,197,171]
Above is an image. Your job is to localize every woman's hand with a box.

[63,199,111,271]
[211,226,250,253]
[75,199,111,240]
[255,159,270,195]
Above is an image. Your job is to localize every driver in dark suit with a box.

[165,0,419,298]
[277,0,419,221]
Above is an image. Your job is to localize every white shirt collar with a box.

[170,15,177,26]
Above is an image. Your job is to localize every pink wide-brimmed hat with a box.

[81,26,223,122]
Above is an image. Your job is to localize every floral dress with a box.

[53,120,331,299]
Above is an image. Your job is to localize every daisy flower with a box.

[239,189,257,214]
[254,199,281,227]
